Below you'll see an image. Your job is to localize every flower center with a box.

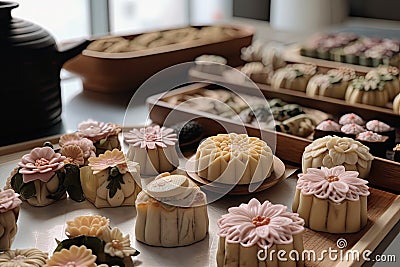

[65,261,77,267]
[326,175,340,182]
[252,215,271,227]
[12,255,27,262]
[35,158,50,167]
[111,239,123,249]
[86,125,102,134]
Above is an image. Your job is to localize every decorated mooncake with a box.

[0,189,22,251]
[345,76,389,107]
[271,63,317,92]
[293,166,369,233]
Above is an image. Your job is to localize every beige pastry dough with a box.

[393,93,400,114]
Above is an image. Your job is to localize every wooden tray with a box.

[146,82,400,194]
[63,24,253,93]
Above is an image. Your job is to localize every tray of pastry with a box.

[0,124,399,267]
[62,24,253,93]
[146,82,400,194]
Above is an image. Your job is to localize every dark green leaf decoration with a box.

[54,235,104,256]
[64,164,85,202]
[106,167,125,199]
[19,182,36,199]
[47,171,67,200]
[10,167,24,194]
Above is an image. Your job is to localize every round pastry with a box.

[339,113,364,125]
[313,119,341,140]
[0,189,22,251]
[238,104,275,130]
[366,120,396,148]
[306,67,356,99]
[393,144,400,162]
[241,41,265,62]
[45,245,96,267]
[0,248,48,266]
[81,149,142,208]
[271,64,317,92]
[293,166,369,233]
[275,114,317,138]
[393,93,400,114]
[217,198,304,267]
[302,135,374,178]
[194,54,227,75]
[241,62,270,84]
[356,131,389,158]
[124,125,179,176]
[135,172,209,247]
[345,76,389,107]
[195,133,274,184]
[366,65,400,100]
[340,123,366,139]
[172,120,204,149]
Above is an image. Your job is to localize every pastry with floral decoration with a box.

[45,245,96,267]
[77,119,121,155]
[293,166,369,233]
[80,149,141,208]
[271,63,317,92]
[366,65,400,100]
[345,76,389,107]
[338,113,364,125]
[340,123,366,139]
[302,135,374,178]
[195,133,274,184]
[0,248,48,266]
[59,133,96,166]
[216,198,304,267]
[313,119,341,139]
[194,54,227,75]
[356,131,389,158]
[135,172,209,247]
[124,125,179,176]
[275,114,317,138]
[393,93,400,114]
[0,189,22,251]
[241,62,271,84]
[366,119,396,148]
[306,67,356,99]
[66,215,109,238]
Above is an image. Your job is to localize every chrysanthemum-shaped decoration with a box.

[302,135,374,178]
[66,215,109,238]
[124,125,178,149]
[44,245,96,267]
[218,198,304,249]
[62,144,85,166]
[0,189,22,213]
[0,248,48,267]
[88,149,127,175]
[59,133,96,161]
[327,67,356,82]
[102,227,139,258]
[77,119,120,143]
[297,166,370,203]
[18,147,66,183]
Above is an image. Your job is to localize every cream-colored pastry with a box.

[293,166,369,233]
[241,62,270,84]
[0,248,48,266]
[271,63,317,92]
[276,114,317,138]
[135,172,209,247]
[59,133,96,166]
[394,93,400,114]
[194,54,228,75]
[366,65,400,100]
[125,125,179,176]
[195,133,274,184]
[345,76,389,107]
[217,198,304,267]
[11,147,66,207]
[0,189,22,251]
[80,149,141,208]
[65,215,109,238]
[302,135,374,178]
[306,67,356,99]
[44,245,96,267]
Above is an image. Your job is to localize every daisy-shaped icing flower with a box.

[77,119,120,143]
[18,147,66,183]
[0,248,48,266]
[218,198,304,249]
[88,149,128,175]
[124,125,178,149]
[101,227,139,258]
[297,166,370,203]
[44,245,96,267]
[66,215,109,238]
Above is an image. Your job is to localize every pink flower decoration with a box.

[0,189,22,213]
[297,166,370,203]
[124,125,178,149]
[59,133,96,161]
[77,119,120,142]
[18,147,66,183]
[218,198,304,249]
[88,149,127,174]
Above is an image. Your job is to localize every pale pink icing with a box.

[217,198,304,249]
[0,189,22,213]
[77,119,120,142]
[366,120,391,132]
[124,125,178,149]
[297,166,370,203]
[341,123,366,135]
[316,120,341,132]
[18,147,66,183]
[357,131,385,142]
[59,133,96,160]
[339,113,364,125]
